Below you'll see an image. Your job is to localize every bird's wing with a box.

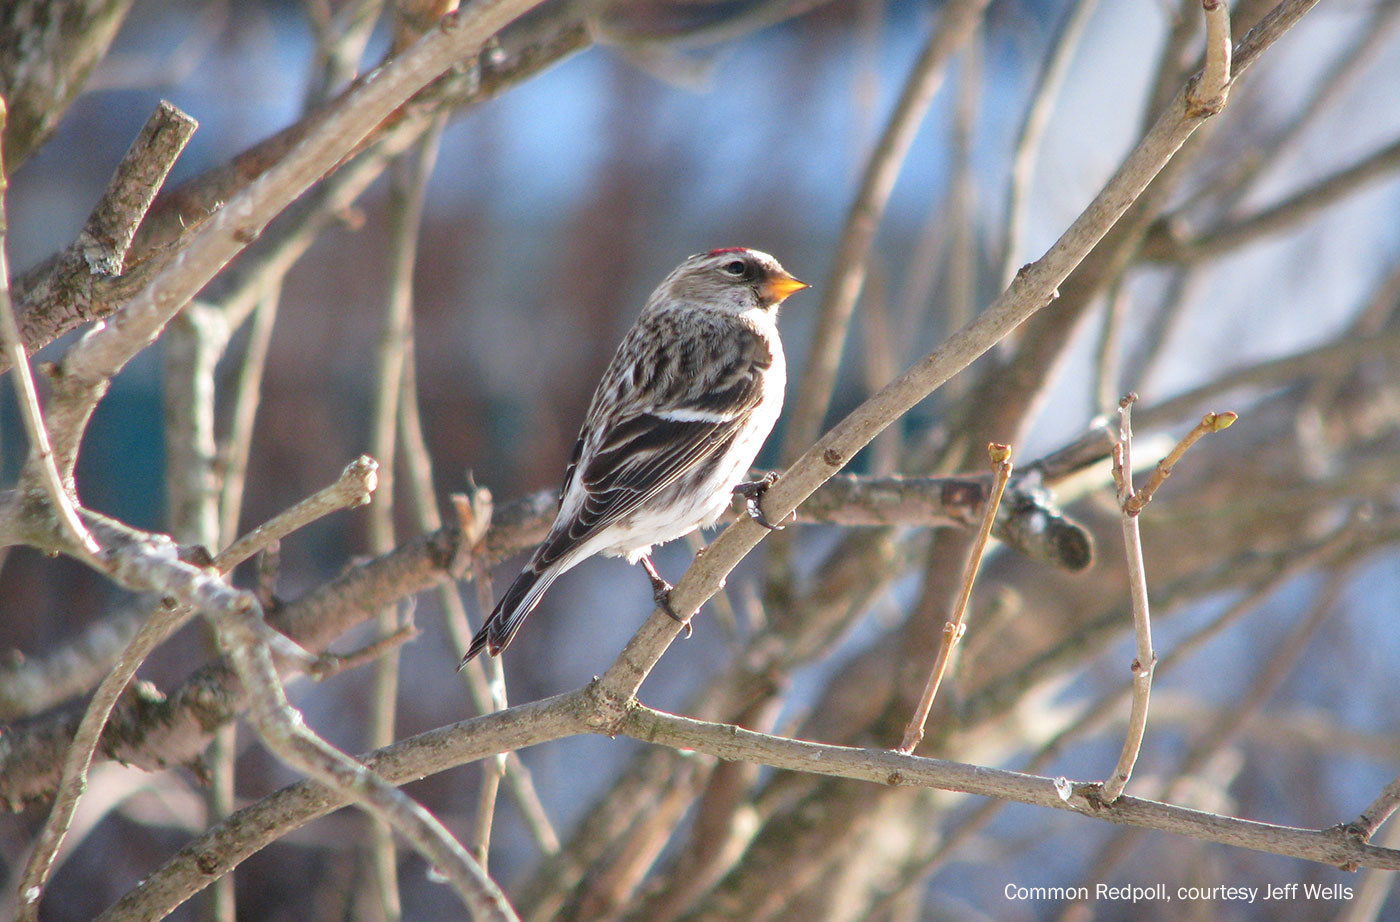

[541,315,772,563]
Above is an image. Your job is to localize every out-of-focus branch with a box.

[38,0,544,485]
[363,104,445,919]
[998,0,1100,287]
[0,0,136,170]
[0,605,145,721]
[1136,326,1400,430]
[780,0,990,463]
[1143,135,1400,264]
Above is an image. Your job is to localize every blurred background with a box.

[3,0,1400,919]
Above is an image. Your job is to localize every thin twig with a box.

[1059,561,1350,915]
[1099,397,1235,804]
[1100,395,1156,803]
[1192,0,1232,115]
[363,107,444,922]
[999,0,1100,288]
[12,600,192,921]
[216,455,378,571]
[309,619,422,681]
[1348,774,1400,844]
[897,443,1012,754]
[1125,409,1237,514]
[0,99,101,561]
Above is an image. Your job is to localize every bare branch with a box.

[780,0,991,462]
[1348,774,1400,844]
[1126,408,1237,514]
[0,99,101,561]
[40,0,546,477]
[6,101,197,367]
[621,706,1400,870]
[999,0,1100,288]
[595,0,1295,712]
[216,455,378,571]
[897,444,1012,753]
[1100,395,1156,804]
[1145,135,1400,263]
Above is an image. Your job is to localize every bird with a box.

[461,247,808,663]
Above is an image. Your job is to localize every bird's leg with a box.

[734,472,794,531]
[640,553,691,637]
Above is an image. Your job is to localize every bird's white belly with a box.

[605,335,784,564]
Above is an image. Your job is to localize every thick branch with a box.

[5,101,197,369]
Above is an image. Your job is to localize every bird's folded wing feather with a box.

[547,318,771,555]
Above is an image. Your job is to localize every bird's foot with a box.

[641,554,691,637]
[734,472,794,531]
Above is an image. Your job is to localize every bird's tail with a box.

[460,554,569,666]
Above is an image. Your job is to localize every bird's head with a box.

[649,247,808,317]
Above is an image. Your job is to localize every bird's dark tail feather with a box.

[459,558,565,667]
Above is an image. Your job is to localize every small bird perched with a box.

[462,248,807,662]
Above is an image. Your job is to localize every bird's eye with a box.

[723,260,747,277]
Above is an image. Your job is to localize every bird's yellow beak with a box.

[763,274,809,303]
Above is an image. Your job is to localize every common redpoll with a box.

[462,248,807,662]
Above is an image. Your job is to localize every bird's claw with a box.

[641,556,691,637]
[734,473,793,531]
[654,584,692,638]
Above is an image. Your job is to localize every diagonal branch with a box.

[4,100,197,370]
[780,0,991,462]
[39,0,546,481]
[594,0,1284,712]
[0,99,101,561]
